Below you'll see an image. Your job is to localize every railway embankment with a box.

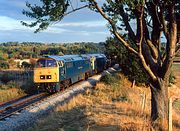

[26,67,180,130]
[0,65,120,131]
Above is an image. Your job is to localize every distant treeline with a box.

[0,42,105,69]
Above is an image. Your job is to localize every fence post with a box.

[140,92,146,114]
[131,80,135,88]
[168,97,172,131]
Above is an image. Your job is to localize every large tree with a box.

[22,0,179,129]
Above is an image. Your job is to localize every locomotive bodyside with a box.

[86,54,107,73]
[48,55,91,84]
[34,54,107,93]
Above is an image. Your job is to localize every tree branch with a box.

[137,6,157,81]
[151,3,161,47]
[163,3,177,79]
[53,5,88,24]
[175,44,180,56]
[159,6,169,40]
[142,43,159,74]
[92,0,157,80]
[118,5,136,42]
[111,30,138,55]
[91,0,138,55]
[63,5,88,16]
[146,40,159,62]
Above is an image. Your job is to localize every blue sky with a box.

[0,0,110,43]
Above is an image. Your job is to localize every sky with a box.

[0,0,110,43]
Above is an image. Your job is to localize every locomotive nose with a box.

[34,68,59,83]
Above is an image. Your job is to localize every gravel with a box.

[0,66,119,131]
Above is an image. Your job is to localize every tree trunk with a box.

[150,78,169,130]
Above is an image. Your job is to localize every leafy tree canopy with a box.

[22,0,70,33]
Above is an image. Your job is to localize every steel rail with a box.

[0,93,48,120]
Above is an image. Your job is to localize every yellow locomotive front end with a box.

[34,58,60,92]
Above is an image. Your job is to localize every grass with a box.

[0,87,25,102]
[173,99,180,111]
[27,73,180,131]
[27,73,151,130]
[172,63,180,87]
[0,81,26,103]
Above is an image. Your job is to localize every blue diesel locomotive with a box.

[34,54,107,92]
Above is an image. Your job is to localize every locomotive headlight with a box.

[40,75,45,79]
[46,75,51,79]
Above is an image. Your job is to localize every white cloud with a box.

[44,26,69,34]
[76,31,109,36]
[0,16,108,35]
[0,16,69,34]
[0,16,29,31]
[54,20,107,28]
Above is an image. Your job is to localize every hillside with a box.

[0,42,105,70]
[27,73,180,131]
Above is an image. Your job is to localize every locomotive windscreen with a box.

[36,58,57,67]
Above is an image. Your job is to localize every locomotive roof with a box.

[47,54,106,62]
[47,55,87,62]
[82,54,106,58]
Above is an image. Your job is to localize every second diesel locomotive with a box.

[34,54,107,92]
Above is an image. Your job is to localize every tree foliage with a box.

[0,42,104,69]
[105,37,148,84]
[21,0,69,33]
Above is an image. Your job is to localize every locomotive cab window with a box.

[58,61,64,67]
[36,59,57,67]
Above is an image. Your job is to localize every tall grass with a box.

[0,80,32,102]
[0,85,25,102]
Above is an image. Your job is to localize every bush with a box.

[119,53,148,85]
[100,74,120,85]
[0,60,9,69]
[0,74,14,83]
[6,81,19,88]
[0,81,20,90]
[21,79,36,94]
[0,84,9,90]
[169,71,176,84]
[100,73,129,102]
[104,37,149,85]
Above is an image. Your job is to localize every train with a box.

[33,54,108,93]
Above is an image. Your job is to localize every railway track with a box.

[0,66,120,122]
[0,80,88,121]
[0,93,49,121]
[0,66,119,131]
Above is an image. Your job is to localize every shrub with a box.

[0,80,20,90]
[6,81,19,88]
[104,37,149,85]
[169,71,176,84]
[0,60,9,69]
[0,84,9,90]
[21,79,36,94]
[100,74,120,85]
[100,73,129,102]
[0,74,14,83]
